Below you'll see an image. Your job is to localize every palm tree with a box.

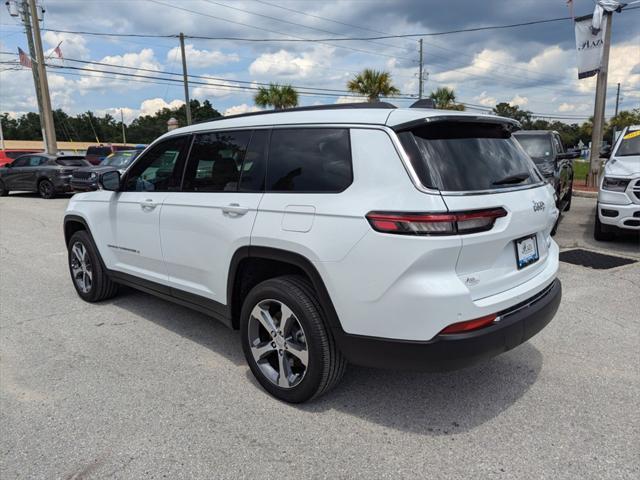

[347,69,400,103]
[254,83,299,110]
[429,87,465,111]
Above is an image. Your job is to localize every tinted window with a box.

[553,134,564,153]
[513,134,553,161]
[183,130,251,192]
[239,130,268,192]
[26,156,46,166]
[267,128,352,192]
[11,157,30,167]
[6,151,38,159]
[56,158,89,167]
[399,122,542,192]
[86,147,112,157]
[123,136,188,192]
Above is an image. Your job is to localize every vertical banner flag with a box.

[574,14,607,79]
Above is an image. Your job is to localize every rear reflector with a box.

[366,208,507,235]
[439,314,497,334]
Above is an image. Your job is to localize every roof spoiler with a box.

[410,99,436,109]
[392,115,522,133]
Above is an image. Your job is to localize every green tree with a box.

[428,87,465,111]
[605,109,640,141]
[254,84,299,110]
[492,102,533,129]
[346,69,400,102]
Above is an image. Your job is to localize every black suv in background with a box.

[0,154,90,199]
[71,149,142,191]
[513,130,577,213]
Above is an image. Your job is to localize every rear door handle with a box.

[140,199,158,210]
[222,203,249,216]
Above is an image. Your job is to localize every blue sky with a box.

[0,0,638,123]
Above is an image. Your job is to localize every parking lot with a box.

[0,194,638,479]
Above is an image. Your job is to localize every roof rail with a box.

[193,101,397,125]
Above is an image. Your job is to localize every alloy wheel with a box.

[39,180,53,198]
[70,241,93,293]
[247,299,309,389]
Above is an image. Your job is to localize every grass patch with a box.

[574,161,590,181]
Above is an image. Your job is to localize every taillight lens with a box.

[366,208,507,235]
[439,314,497,334]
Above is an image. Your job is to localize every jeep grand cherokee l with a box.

[63,103,562,403]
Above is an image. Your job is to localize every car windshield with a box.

[616,131,640,156]
[398,122,542,192]
[513,134,553,161]
[102,151,138,167]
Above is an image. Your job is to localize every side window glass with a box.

[123,136,188,192]
[28,156,42,166]
[12,157,28,167]
[553,135,563,154]
[183,130,251,192]
[239,130,268,192]
[267,128,352,192]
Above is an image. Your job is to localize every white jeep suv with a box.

[64,103,562,403]
[594,125,640,240]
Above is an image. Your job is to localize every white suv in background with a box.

[594,125,640,240]
[64,103,562,403]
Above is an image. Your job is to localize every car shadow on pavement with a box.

[109,287,542,436]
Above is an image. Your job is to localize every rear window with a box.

[102,151,139,168]
[86,147,112,156]
[514,134,554,161]
[267,128,352,192]
[56,158,89,166]
[398,122,542,192]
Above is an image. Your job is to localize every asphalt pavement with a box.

[1,193,638,479]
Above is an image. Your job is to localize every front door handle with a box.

[222,203,249,216]
[140,199,158,211]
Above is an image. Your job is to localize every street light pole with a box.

[587,11,612,187]
[27,0,56,154]
[418,38,424,99]
[179,32,192,126]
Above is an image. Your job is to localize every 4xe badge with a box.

[532,200,545,212]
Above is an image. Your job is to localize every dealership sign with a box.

[574,14,608,79]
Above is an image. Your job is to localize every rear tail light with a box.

[439,314,497,334]
[366,208,507,235]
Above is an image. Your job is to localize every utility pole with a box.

[179,32,192,126]
[19,0,46,148]
[587,11,612,187]
[614,82,620,117]
[120,109,126,144]
[418,38,424,99]
[27,0,56,154]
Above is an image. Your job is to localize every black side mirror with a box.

[600,146,612,159]
[99,170,121,191]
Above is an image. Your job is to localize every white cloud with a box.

[249,46,334,78]
[193,78,242,98]
[223,104,261,116]
[574,38,640,95]
[473,91,497,107]
[558,103,576,112]
[43,31,89,59]
[335,96,367,104]
[509,95,529,107]
[139,98,184,117]
[95,107,140,124]
[166,44,239,68]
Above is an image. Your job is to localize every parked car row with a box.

[0,147,144,199]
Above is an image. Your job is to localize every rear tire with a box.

[240,275,346,403]
[38,179,55,199]
[67,230,119,302]
[593,208,615,241]
[0,179,8,197]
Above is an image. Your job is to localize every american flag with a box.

[53,42,63,59]
[18,47,32,68]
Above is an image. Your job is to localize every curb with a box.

[572,189,597,199]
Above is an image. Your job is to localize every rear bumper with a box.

[52,176,74,193]
[334,278,561,371]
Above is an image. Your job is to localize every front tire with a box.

[38,179,55,199]
[240,275,346,403]
[67,230,119,301]
[593,208,615,241]
[0,179,8,197]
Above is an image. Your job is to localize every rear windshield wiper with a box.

[492,172,530,186]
